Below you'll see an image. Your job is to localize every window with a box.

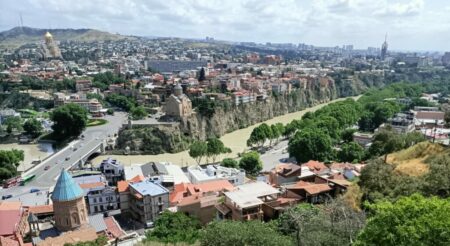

[158,205,163,212]
[99,197,102,202]
[158,197,162,203]
[95,206,98,212]
[93,198,97,203]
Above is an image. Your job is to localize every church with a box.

[164,84,192,118]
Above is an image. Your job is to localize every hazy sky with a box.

[1,0,449,51]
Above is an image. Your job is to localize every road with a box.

[0,112,127,205]
[260,140,293,172]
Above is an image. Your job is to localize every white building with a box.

[187,164,245,186]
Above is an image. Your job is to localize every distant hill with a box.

[0,26,135,49]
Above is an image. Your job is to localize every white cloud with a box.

[0,0,448,51]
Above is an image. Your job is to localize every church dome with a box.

[44,31,53,39]
[51,169,84,202]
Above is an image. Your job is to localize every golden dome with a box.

[44,31,53,39]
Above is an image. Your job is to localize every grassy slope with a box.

[386,141,448,176]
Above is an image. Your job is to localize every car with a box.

[73,147,77,151]
[30,188,40,193]
[145,221,154,228]
[2,195,12,200]
[65,156,70,161]
[44,165,50,170]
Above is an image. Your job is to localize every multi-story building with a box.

[128,180,169,225]
[386,112,415,134]
[187,165,245,186]
[99,158,124,186]
[74,175,120,216]
[75,80,92,92]
[232,90,255,105]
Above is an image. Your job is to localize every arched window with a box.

[72,213,80,225]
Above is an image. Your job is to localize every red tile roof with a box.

[104,217,126,239]
[129,175,145,183]
[303,160,328,173]
[117,181,129,193]
[0,202,23,236]
[79,182,105,189]
[170,180,234,205]
[28,205,53,215]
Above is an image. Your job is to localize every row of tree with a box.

[247,123,285,148]
[188,138,231,165]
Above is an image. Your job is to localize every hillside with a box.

[386,141,449,176]
[0,26,135,49]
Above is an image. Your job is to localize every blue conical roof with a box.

[51,169,84,202]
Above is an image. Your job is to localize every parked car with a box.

[44,165,50,171]
[2,194,12,200]
[30,188,40,193]
[65,156,70,161]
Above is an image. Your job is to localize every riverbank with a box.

[0,143,54,171]
[92,96,360,167]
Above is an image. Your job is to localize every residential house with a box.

[0,109,20,124]
[217,182,280,221]
[187,165,245,186]
[268,163,302,186]
[285,175,348,204]
[171,180,234,224]
[99,158,124,186]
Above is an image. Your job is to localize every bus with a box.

[20,174,36,186]
[2,176,22,188]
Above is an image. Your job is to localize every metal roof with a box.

[88,214,107,232]
[51,169,84,202]
[129,180,169,197]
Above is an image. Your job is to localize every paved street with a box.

[260,139,293,172]
[0,112,127,204]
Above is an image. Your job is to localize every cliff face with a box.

[117,76,366,154]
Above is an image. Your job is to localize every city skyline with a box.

[1,0,449,51]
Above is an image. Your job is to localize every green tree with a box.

[248,124,268,148]
[341,128,357,143]
[145,211,201,245]
[51,103,88,139]
[0,149,24,178]
[23,118,43,138]
[338,142,365,163]
[206,138,231,163]
[130,106,147,120]
[355,194,450,246]
[221,158,238,168]
[288,128,333,163]
[4,116,22,134]
[239,151,262,175]
[270,124,281,145]
[189,141,208,165]
[424,154,450,197]
[200,220,292,246]
[358,159,396,202]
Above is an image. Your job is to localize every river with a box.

[92,96,360,167]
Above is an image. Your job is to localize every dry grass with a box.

[386,141,446,176]
[341,183,363,211]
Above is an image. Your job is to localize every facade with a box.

[232,90,255,105]
[0,109,20,124]
[353,132,374,147]
[128,180,169,224]
[99,158,124,186]
[79,182,120,215]
[187,165,245,186]
[51,170,89,232]
[75,80,92,92]
[164,84,192,118]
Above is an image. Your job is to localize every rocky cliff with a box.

[116,75,368,154]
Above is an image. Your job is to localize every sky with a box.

[0,0,449,51]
